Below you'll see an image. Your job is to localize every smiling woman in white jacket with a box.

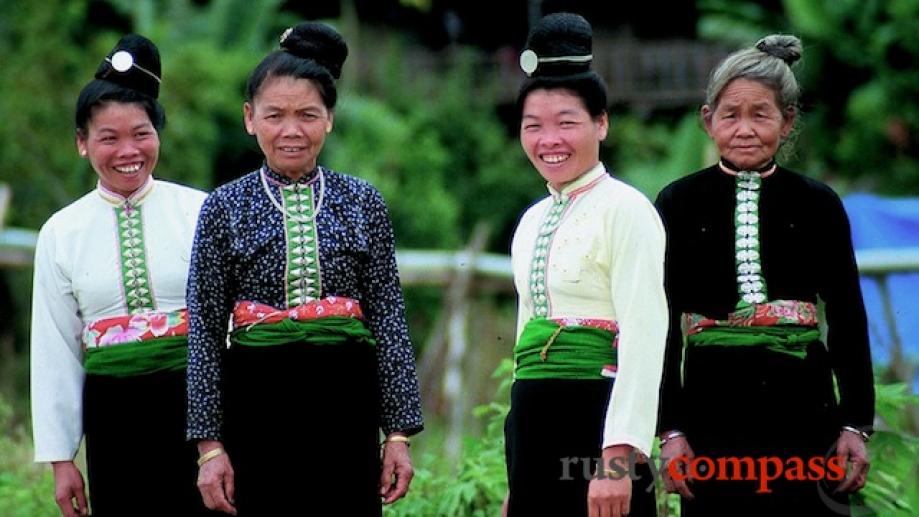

[30,33,208,517]
[503,12,667,517]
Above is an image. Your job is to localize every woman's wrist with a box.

[601,444,632,461]
[197,439,224,455]
[382,432,411,447]
[840,426,870,443]
[197,447,225,467]
[659,430,686,445]
[51,460,76,470]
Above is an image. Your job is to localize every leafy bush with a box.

[0,395,56,516]
[385,359,512,516]
[852,383,919,516]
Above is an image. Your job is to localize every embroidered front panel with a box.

[82,309,187,349]
[529,195,571,317]
[683,299,819,336]
[115,206,155,314]
[734,171,767,307]
[282,183,322,308]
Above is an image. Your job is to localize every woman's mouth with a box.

[541,153,570,164]
[114,163,142,174]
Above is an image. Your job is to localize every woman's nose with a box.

[116,142,140,157]
[539,128,563,146]
[281,118,304,137]
[736,117,755,135]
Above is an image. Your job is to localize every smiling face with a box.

[703,78,795,170]
[76,102,159,197]
[520,88,608,191]
[244,75,333,180]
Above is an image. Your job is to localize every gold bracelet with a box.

[603,468,623,479]
[197,447,224,467]
[382,435,411,447]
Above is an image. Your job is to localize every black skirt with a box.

[222,340,382,516]
[504,378,657,517]
[679,342,852,516]
[83,369,211,516]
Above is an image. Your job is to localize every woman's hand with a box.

[52,461,88,517]
[835,430,870,493]
[588,444,632,517]
[660,434,695,499]
[379,434,414,504]
[196,440,237,515]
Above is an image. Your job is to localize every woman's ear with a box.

[700,104,714,137]
[596,112,609,142]
[781,106,797,139]
[76,132,88,158]
[243,102,255,135]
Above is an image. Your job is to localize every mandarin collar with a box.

[96,175,155,208]
[261,164,320,186]
[718,158,778,178]
[546,162,607,201]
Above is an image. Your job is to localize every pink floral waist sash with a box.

[683,299,818,336]
[232,296,364,330]
[82,309,188,350]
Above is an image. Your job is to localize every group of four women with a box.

[31,11,874,517]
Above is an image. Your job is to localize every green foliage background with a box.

[1,0,917,515]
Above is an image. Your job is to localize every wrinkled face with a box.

[703,78,795,170]
[520,88,608,190]
[76,102,159,197]
[244,76,333,180]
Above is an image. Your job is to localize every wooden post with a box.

[0,183,10,230]
[439,223,490,461]
[875,274,919,433]
[0,184,13,398]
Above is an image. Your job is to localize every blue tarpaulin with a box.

[844,193,919,388]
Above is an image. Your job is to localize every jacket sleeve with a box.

[31,221,86,462]
[817,187,874,431]
[602,191,669,457]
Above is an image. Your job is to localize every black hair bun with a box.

[94,33,162,99]
[280,22,348,80]
[524,12,593,77]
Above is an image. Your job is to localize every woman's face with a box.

[244,76,333,180]
[76,102,159,197]
[702,78,795,170]
[520,88,608,190]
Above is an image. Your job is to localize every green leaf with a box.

[783,0,832,39]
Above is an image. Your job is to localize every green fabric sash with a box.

[230,316,376,348]
[514,318,617,380]
[83,335,188,377]
[687,326,820,359]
